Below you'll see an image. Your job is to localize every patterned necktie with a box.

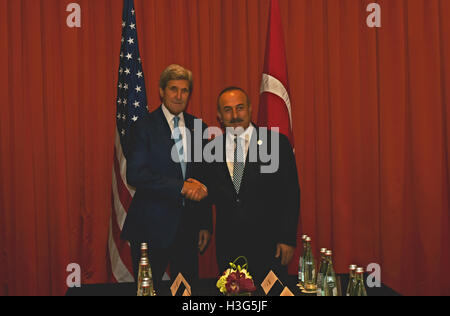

[233,136,245,194]
[173,116,186,179]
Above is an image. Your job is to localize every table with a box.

[66,274,400,296]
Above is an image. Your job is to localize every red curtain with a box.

[0,0,449,296]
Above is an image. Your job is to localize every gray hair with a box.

[159,64,193,91]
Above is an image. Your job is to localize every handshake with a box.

[181,178,208,202]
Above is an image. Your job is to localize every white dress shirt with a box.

[161,104,188,163]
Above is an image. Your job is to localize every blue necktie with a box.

[173,116,186,179]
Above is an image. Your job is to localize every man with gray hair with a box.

[121,64,212,293]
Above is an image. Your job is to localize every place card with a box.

[261,270,279,295]
[280,287,295,296]
[261,270,295,296]
[261,270,288,296]
[170,273,191,296]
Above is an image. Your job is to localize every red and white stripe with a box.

[108,130,135,283]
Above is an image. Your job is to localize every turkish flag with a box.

[258,0,294,146]
[258,0,300,276]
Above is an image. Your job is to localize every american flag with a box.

[108,0,147,283]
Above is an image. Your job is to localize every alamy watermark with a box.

[170,120,281,174]
[65,262,382,291]
[66,3,381,30]
[66,263,81,288]
[366,263,381,288]
[66,3,81,28]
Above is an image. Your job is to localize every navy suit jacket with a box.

[121,106,211,248]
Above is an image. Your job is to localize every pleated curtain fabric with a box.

[0,0,449,296]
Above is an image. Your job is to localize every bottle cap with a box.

[325,250,332,256]
[305,236,312,242]
[302,235,308,240]
[356,267,364,273]
[320,248,327,253]
[349,264,357,270]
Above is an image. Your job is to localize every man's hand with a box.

[198,230,211,253]
[181,178,208,202]
[275,243,295,266]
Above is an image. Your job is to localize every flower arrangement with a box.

[216,256,257,296]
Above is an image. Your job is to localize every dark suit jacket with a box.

[121,106,212,249]
[204,126,300,277]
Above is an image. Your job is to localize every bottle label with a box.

[298,256,304,282]
[316,273,323,289]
